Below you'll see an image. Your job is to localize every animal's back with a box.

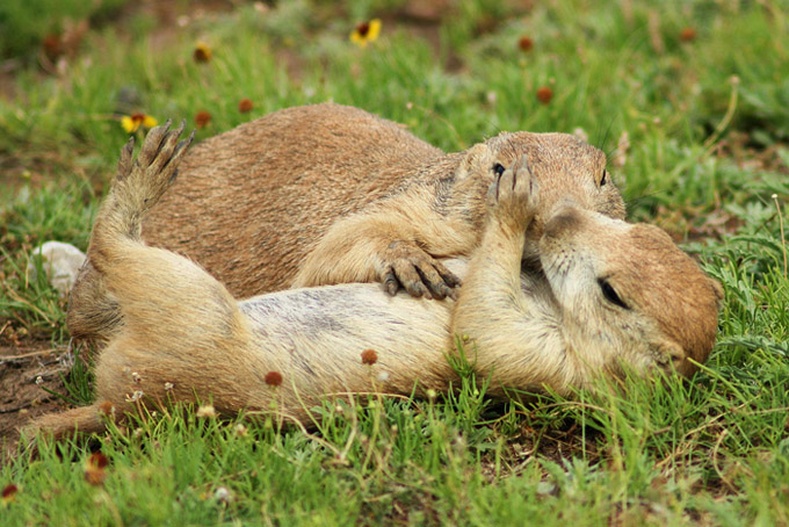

[142,103,443,296]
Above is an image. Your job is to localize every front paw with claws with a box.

[378,241,461,300]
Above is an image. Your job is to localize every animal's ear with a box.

[457,143,490,180]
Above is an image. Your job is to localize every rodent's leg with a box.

[67,122,193,342]
[89,123,250,348]
[90,121,193,262]
[292,209,462,300]
[451,157,571,393]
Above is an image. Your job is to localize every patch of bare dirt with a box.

[0,341,71,461]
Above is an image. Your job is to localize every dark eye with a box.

[598,278,628,309]
[600,170,608,186]
[493,163,505,176]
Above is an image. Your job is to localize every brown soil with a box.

[0,341,71,460]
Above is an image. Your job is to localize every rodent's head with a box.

[539,207,723,379]
[461,132,626,267]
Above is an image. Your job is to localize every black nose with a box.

[543,207,582,239]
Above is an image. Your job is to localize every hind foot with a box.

[112,120,195,214]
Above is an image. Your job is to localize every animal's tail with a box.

[22,404,108,444]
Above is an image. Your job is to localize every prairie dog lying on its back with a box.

[27,124,721,440]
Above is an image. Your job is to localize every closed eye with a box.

[598,278,628,309]
[600,169,608,186]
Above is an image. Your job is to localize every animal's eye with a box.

[493,163,506,176]
[598,278,628,309]
[600,170,608,186]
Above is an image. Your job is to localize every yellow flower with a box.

[350,18,381,48]
[121,113,158,133]
[193,42,212,63]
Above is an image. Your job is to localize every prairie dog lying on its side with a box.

[66,103,626,342]
[27,124,721,440]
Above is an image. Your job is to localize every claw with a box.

[383,269,400,296]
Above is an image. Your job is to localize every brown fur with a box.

[26,125,720,443]
[66,103,625,342]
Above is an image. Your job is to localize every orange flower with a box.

[238,98,254,113]
[518,36,534,52]
[350,19,382,48]
[536,86,553,105]
[679,27,697,42]
[265,371,283,387]
[195,111,212,129]
[121,112,158,133]
[84,452,109,486]
[193,42,212,63]
[361,349,378,365]
[2,484,17,505]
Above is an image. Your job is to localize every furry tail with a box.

[22,404,109,444]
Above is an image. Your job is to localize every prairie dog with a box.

[66,103,626,341]
[28,124,721,440]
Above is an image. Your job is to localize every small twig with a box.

[702,76,740,155]
[772,193,787,278]
[0,348,59,361]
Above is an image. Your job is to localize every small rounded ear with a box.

[457,143,490,181]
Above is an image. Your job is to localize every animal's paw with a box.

[378,241,461,300]
[114,120,194,212]
[486,155,539,232]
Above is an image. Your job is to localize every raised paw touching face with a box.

[486,155,540,234]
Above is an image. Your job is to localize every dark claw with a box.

[383,269,400,296]
[406,277,431,299]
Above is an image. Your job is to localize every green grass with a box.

[1,0,788,524]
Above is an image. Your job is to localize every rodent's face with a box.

[538,207,722,378]
[475,132,626,267]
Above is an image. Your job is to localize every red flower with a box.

[238,98,254,113]
[679,27,697,42]
[84,452,109,486]
[195,111,212,129]
[361,349,378,365]
[536,86,553,105]
[265,371,283,387]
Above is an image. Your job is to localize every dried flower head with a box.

[195,111,212,129]
[196,404,217,418]
[518,36,534,52]
[361,349,378,365]
[193,42,212,63]
[121,113,158,134]
[265,371,283,387]
[350,19,382,48]
[238,98,254,113]
[125,390,144,403]
[536,86,553,105]
[84,452,109,486]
